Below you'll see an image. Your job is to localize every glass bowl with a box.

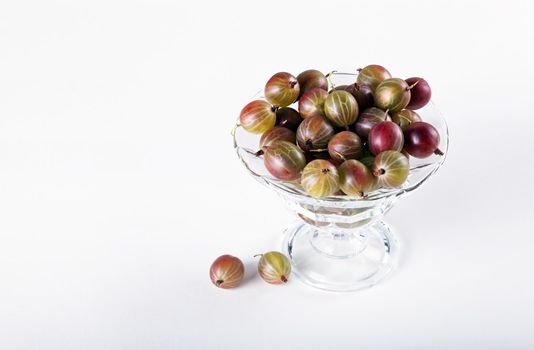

[233,71,449,292]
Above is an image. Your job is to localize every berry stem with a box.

[281,275,288,283]
[434,148,444,156]
[216,279,224,286]
[230,123,240,137]
[325,70,337,90]
[355,68,362,84]
[373,168,385,176]
[408,79,420,90]
[334,151,347,162]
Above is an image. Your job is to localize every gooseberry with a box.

[372,151,409,188]
[259,126,296,149]
[344,83,374,110]
[327,131,363,163]
[368,121,404,155]
[301,159,339,198]
[405,77,431,110]
[298,87,328,118]
[374,78,411,112]
[354,107,390,139]
[209,255,245,289]
[255,251,292,284]
[239,100,276,134]
[324,90,359,127]
[296,115,335,151]
[265,72,299,107]
[296,69,328,98]
[276,107,302,131]
[391,109,422,130]
[356,64,392,91]
[338,159,377,197]
[403,121,442,158]
[263,141,306,181]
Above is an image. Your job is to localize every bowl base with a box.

[283,220,399,292]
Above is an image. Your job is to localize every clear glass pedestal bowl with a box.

[233,72,449,292]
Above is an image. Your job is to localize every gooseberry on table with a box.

[255,251,292,284]
[209,255,245,289]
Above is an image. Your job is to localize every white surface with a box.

[1,0,533,349]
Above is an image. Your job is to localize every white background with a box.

[1,0,533,349]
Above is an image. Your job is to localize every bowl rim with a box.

[233,71,449,205]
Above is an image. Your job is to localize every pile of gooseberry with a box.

[239,65,442,198]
